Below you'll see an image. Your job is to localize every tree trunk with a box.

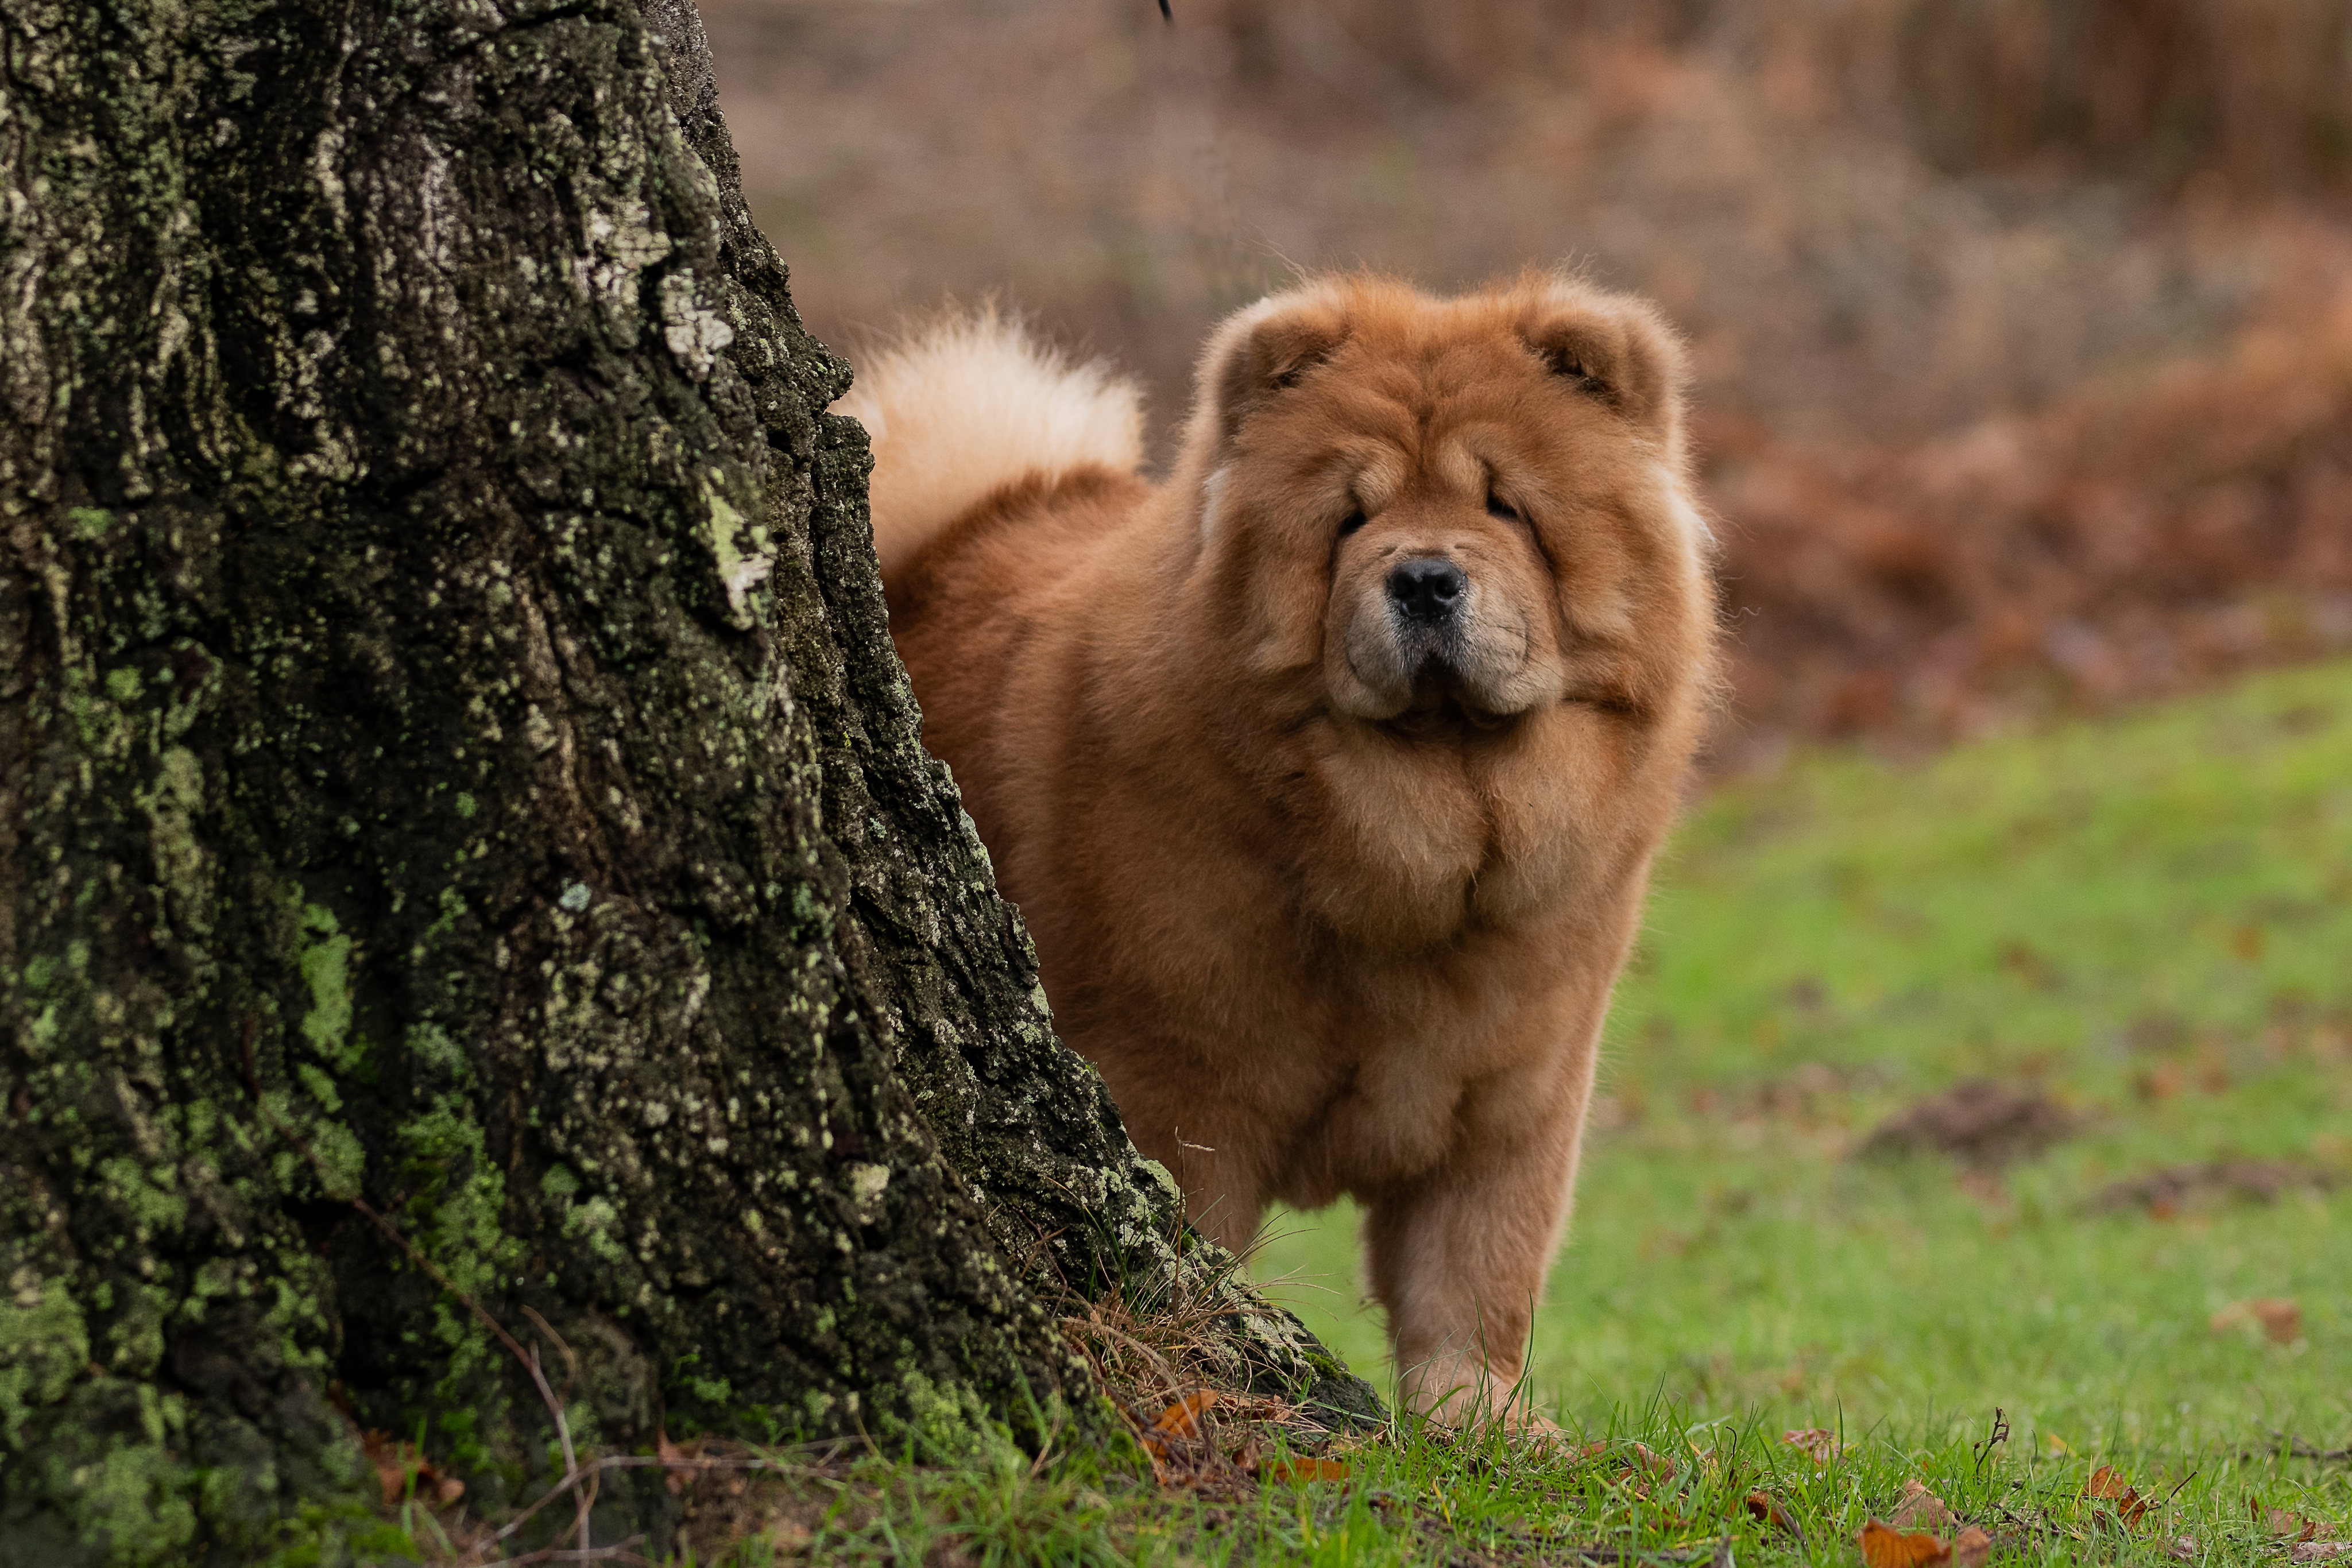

[0,1,1376,1561]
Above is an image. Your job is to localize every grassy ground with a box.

[638,660,2352,1565]
[1256,656,2352,1445]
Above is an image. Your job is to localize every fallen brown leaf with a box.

[659,1430,704,1495]
[1150,1390,1217,1442]
[1891,1478,1955,1530]
[359,1428,463,1507]
[2161,1537,2200,1561]
[1744,1490,1800,1535]
[1264,1457,1351,1484]
[2211,1298,2303,1344]
[2289,1543,2352,1563]
[1136,1389,1217,1478]
[359,1429,407,1505]
[2086,1464,2153,1527]
[1132,1389,1273,1497]
[1860,1517,1951,1567]
[1625,1439,1678,1478]
[2270,1509,2321,1543]
[1785,1427,1843,1465]
[2254,1496,2336,1543]
[1952,1525,1993,1567]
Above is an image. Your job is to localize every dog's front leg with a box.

[1363,1125,1579,1427]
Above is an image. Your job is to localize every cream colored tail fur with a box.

[837,309,1145,584]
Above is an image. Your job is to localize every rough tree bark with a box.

[0,1,1376,1561]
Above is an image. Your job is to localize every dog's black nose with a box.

[1387,557,1468,621]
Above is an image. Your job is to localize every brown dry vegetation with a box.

[706,0,2352,761]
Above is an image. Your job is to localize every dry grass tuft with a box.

[1059,1250,1373,1489]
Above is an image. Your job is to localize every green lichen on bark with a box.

[635,0,1378,1439]
[2,0,1374,1562]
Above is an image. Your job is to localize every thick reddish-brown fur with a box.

[854,274,1717,1420]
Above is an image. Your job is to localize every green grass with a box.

[683,660,2352,1565]
[677,1400,2349,1567]
[1256,657,2352,1448]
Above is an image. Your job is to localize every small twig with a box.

[528,1345,591,1555]
[240,1042,536,1373]
[521,1310,594,1552]
[2241,1432,2352,1463]
[462,1458,659,1562]
[1972,1407,2010,1477]
[1995,1503,2040,1538]
[520,1306,582,1395]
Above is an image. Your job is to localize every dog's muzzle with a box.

[1386,555,1472,675]
[1387,556,1467,623]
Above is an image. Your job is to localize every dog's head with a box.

[1176,274,1711,736]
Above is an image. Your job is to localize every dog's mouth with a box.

[1334,583,1549,729]
[1378,658,1527,736]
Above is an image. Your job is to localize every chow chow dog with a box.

[842,274,1717,1420]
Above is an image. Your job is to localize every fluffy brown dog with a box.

[843,274,1716,1420]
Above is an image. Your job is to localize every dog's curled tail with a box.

[837,308,1145,584]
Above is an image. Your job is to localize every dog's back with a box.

[837,309,1147,585]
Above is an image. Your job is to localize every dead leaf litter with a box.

[1858,1079,2076,1167]
[2090,1159,2336,1215]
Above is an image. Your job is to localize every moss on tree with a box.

[0,1,1375,1561]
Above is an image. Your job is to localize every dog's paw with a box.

[1402,1356,1560,1438]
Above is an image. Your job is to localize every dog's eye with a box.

[1486,493,1521,523]
[1337,510,1368,537]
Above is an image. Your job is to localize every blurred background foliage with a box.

[706,0,2352,762]
[695,0,2352,1449]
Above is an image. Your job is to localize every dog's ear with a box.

[1519,293,1686,444]
[1206,295,1351,446]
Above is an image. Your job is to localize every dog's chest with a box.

[1297,750,1592,951]
[1267,988,1535,1206]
